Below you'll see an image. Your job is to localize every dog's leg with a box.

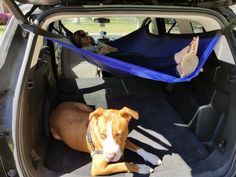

[91,155,153,176]
[126,139,162,165]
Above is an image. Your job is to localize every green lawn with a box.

[1,21,137,38]
[0,25,5,37]
[64,22,138,34]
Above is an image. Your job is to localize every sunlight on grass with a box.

[63,17,139,35]
[0,25,5,38]
[65,23,137,34]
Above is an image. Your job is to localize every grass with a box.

[1,19,137,39]
[0,25,5,37]
[64,20,138,35]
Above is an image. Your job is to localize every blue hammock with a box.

[46,27,220,83]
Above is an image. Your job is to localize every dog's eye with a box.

[116,131,122,138]
[100,133,106,139]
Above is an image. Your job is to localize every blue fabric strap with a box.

[46,29,220,83]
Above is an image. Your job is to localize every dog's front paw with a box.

[137,149,162,166]
[137,164,153,174]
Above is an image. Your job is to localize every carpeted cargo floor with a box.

[44,77,209,177]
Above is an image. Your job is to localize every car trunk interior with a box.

[17,45,235,177]
[8,4,235,176]
[1,0,236,176]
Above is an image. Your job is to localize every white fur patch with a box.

[137,164,153,174]
[137,148,162,165]
[102,121,122,162]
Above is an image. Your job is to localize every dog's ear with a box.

[120,107,139,121]
[89,107,104,120]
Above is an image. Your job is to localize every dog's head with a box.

[89,107,139,162]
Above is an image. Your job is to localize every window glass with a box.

[63,17,140,41]
[164,18,204,34]
[233,26,236,41]
[0,2,11,39]
[148,22,155,34]
[164,18,180,34]
[191,21,204,33]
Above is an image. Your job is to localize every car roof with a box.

[14,0,236,8]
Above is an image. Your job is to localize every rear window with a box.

[165,18,180,34]
[148,18,204,35]
[62,17,140,41]
[191,21,204,33]
[164,18,204,34]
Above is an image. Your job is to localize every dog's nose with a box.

[105,152,116,161]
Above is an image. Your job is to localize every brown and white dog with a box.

[50,102,162,176]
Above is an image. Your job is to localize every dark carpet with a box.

[44,77,209,177]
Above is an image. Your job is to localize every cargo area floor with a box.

[44,77,210,177]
